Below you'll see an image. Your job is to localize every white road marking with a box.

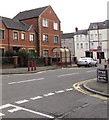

[0,112,5,117]
[43,93,55,97]
[0,104,12,110]
[30,96,43,100]
[8,78,44,85]
[65,88,73,91]
[57,73,79,77]
[87,70,96,73]
[8,107,22,113]
[15,99,29,104]
[55,90,65,93]
[10,104,54,118]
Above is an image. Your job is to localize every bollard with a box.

[34,61,36,70]
[28,61,30,71]
[31,61,33,71]
[104,65,107,69]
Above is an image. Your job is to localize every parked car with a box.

[77,57,98,67]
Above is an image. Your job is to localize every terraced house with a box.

[0,5,61,57]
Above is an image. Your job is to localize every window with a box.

[76,35,79,41]
[54,22,58,30]
[85,43,88,49]
[0,48,4,56]
[90,34,93,40]
[80,35,82,40]
[42,19,48,27]
[90,42,94,49]
[43,34,48,42]
[43,50,49,57]
[30,34,34,42]
[14,32,18,41]
[0,30,4,40]
[80,43,83,49]
[99,34,102,40]
[54,36,58,44]
[77,43,79,49]
[21,33,25,40]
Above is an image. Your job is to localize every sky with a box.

[0,0,108,33]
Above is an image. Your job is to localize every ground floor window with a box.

[85,51,93,58]
[97,52,104,59]
[0,48,4,56]
[43,50,49,57]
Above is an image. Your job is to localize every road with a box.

[1,67,108,119]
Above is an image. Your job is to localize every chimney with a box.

[75,27,78,32]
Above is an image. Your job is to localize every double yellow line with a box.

[73,78,109,101]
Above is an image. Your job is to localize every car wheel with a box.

[88,63,91,67]
[95,64,97,67]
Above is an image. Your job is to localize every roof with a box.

[1,16,32,31]
[88,20,109,30]
[62,33,74,39]
[74,29,88,35]
[13,6,49,20]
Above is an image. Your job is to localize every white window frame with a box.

[21,33,25,40]
[54,36,58,44]
[14,31,18,41]
[54,22,58,30]
[30,34,34,42]
[43,34,48,42]
[42,19,48,27]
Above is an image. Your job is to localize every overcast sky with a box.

[0,0,108,33]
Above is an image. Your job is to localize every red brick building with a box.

[0,5,61,58]
[0,17,37,56]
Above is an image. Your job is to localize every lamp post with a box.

[97,23,101,64]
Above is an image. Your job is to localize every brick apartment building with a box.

[0,5,61,58]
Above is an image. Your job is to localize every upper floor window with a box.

[77,43,79,49]
[43,34,48,42]
[80,43,83,49]
[42,19,48,27]
[14,32,18,41]
[21,33,25,40]
[54,36,58,44]
[90,34,93,40]
[54,22,58,30]
[80,35,82,40]
[85,43,88,49]
[0,30,4,40]
[76,35,79,41]
[30,34,34,42]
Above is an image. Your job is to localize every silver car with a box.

[77,57,98,67]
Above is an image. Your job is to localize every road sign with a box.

[97,69,108,83]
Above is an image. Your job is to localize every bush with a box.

[5,50,16,57]
[17,49,29,67]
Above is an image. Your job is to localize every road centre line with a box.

[30,96,43,100]
[87,70,96,73]
[43,92,55,97]
[8,78,44,85]
[55,90,65,93]
[57,73,79,77]
[15,99,29,104]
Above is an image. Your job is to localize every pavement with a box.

[1,63,109,97]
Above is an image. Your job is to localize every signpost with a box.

[97,69,108,83]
